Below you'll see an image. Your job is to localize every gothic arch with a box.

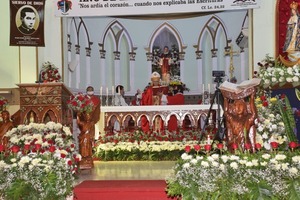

[196,15,229,51]
[147,22,185,53]
[68,17,92,50]
[99,20,135,53]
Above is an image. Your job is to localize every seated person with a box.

[130,89,142,106]
[114,85,128,106]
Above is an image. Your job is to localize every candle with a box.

[208,84,210,94]
[100,86,102,97]
[202,83,204,93]
[106,87,108,96]
[112,86,114,96]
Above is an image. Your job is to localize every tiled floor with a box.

[76,161,176,185]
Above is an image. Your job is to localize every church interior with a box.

[2,1,300,200]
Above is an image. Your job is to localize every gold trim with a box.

[278,54,300,67]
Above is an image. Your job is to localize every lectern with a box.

[17,83,73,126]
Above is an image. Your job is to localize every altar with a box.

[98,104,220,134]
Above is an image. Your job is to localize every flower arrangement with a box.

[0,122,81,200]
[255,93,297,150]
[168,75,190,93]
[94,129,221,161]
[256,55,300,88]
[40,61,62,82]
[67,92,95,114]
[166,149,300,200]
[94,140,199,161]
[0,96,8,109]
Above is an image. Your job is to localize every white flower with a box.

[260,161,268,166]
[262,154,271,160]
[275,154,286,161]
[292,156,300,163]
[183,163,190,169]
[230,162,238,169]
[221,155,229,163]
[201,161,209,168]
[190,159,198,165]
[289,167,298,175]
[293,76,299,82]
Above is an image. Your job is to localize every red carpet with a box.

[73,180,173,200]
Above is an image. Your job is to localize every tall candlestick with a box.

[112,86,114,96]
[106,87,108,96]
[100,86,102,97]
[202,83,204,93]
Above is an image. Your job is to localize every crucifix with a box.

[225,43,239,80]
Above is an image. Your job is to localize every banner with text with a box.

[55,0,261,17]
[10,0,45,46]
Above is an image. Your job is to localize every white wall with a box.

[0,1,275,89]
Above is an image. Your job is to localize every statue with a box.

[222,88,257,152]
[159,46,172,82]
[0,110,14,147]
[85,86,100,142]
[283,1,300,62]
[76,86,100,169]
[77,112,94,169]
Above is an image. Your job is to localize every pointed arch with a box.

[148,22,184,53]
[100,19,135,52]
[197,16,229,51]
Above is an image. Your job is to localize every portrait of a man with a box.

[17,6,38,35]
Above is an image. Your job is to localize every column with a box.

[114,51,121,86]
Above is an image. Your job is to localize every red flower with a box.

[255,143,262,150]
[11,145,20,153]
[67,160,72,166]
[184,145,191,153]
[48,140,54,145]
[35,144,42,150]
[289,141,298,149]
[193,144,201,152]
[262,101,268,107]
[244,143,252,150]
[280,94,286,99]
[217,143,223,150]
[24,144,31,150]
[61,153,66,158]
[78,95,84,101]
[231,143,238,150]
[270,142,279,149]
[0,144,5,152]
[49,146,56,153]
[260,96,266,101]
[204,144,211,151]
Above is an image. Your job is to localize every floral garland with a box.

[67,92,95,113]
[0,122,81,200]
[40,61,62,82]
[256,55,300,88]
